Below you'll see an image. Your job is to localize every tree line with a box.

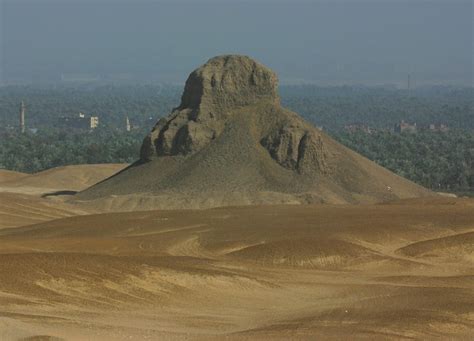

[1,128,472,195]
[336,130,473,195]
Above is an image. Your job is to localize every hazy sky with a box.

[1,0,472,86]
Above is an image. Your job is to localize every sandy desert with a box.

[0,166,473,340]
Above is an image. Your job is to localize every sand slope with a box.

[0,192,90,229]
[0,164,123,229]
[0,170,27,184]
[0,164,127,196]
[0,200,472,339]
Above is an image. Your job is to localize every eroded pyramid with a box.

[75,55,432,210]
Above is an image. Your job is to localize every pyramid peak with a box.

[179,54,279,111]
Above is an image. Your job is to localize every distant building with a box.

[90,116,99,129]
[59,112,99,130]
[126,116,131,132]
[394,120,417,133]
[19,101,26,134]
[428,123,449,132]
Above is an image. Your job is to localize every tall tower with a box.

[126,116,131,132]
[407,74,411,91]
[19,101,26,133]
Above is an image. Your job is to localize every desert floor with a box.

[0,166,473,340]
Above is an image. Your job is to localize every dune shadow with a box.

[41,190,78,198]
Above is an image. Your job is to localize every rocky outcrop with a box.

[261,125,329,174]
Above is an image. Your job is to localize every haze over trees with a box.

[1,84,472,130]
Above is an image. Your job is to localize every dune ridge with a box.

[0,201,473,339]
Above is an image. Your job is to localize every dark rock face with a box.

[297,132,329,174]
[140,55,279,160]
[261,125,307,170]
[261,125,329,174]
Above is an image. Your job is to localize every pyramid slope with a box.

[75,56,432,210]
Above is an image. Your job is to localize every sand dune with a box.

[0,165,119,229]
[397,231,474,263]
[0,192,90,229]
[0,164,127,196]
[0,170,27,184]
[0,201,473,339]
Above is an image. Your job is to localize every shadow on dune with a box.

[41,190,78,198]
